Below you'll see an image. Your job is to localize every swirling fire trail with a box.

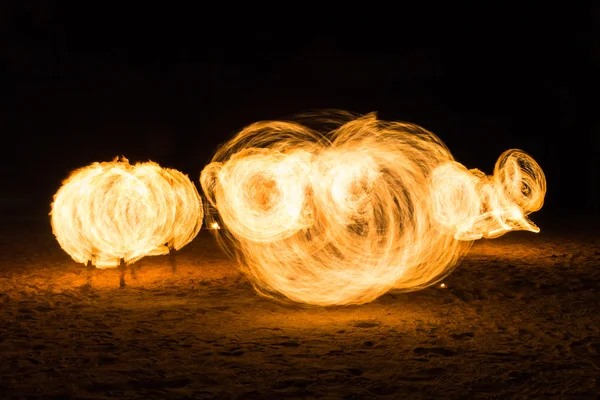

[201,111,546,306]
[51,157,203,268]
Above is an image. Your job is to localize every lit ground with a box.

[0,218,599,399]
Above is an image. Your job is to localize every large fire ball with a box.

[51,157,203,268]
[200,111,546,306]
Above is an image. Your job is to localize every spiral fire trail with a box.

[201,111,546,306]
[51,157,203,268]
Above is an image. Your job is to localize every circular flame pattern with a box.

[51,157,203,268]
[201,111,546,306]
[430,150,546,241]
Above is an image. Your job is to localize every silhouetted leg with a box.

[85,259,94,287]
[119,258,126,288]
[130,262,137,280]
[169,246,177,273]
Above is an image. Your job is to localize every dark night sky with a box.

[2,2,599,221]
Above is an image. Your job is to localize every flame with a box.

[201,111,546,306]
[429,150,546,240]
[51,157,203,268]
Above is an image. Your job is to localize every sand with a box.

[0,218,599,399]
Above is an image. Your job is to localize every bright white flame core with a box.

[51,157,203,268]
[201,111,546,306]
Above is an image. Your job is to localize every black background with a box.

[2,2,599,223]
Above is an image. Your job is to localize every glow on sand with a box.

[51,157,203,268]
[201,111,546,306]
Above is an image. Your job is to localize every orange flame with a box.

[201,111,546,306]
[429,150,545,240]
[51,157,203,268]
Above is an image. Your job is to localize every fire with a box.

[51,157,203,268]
[200,111,546,306]
[429,150,545,240]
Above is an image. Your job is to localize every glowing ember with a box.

[200,111,546,306]
[51,157,203,268]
